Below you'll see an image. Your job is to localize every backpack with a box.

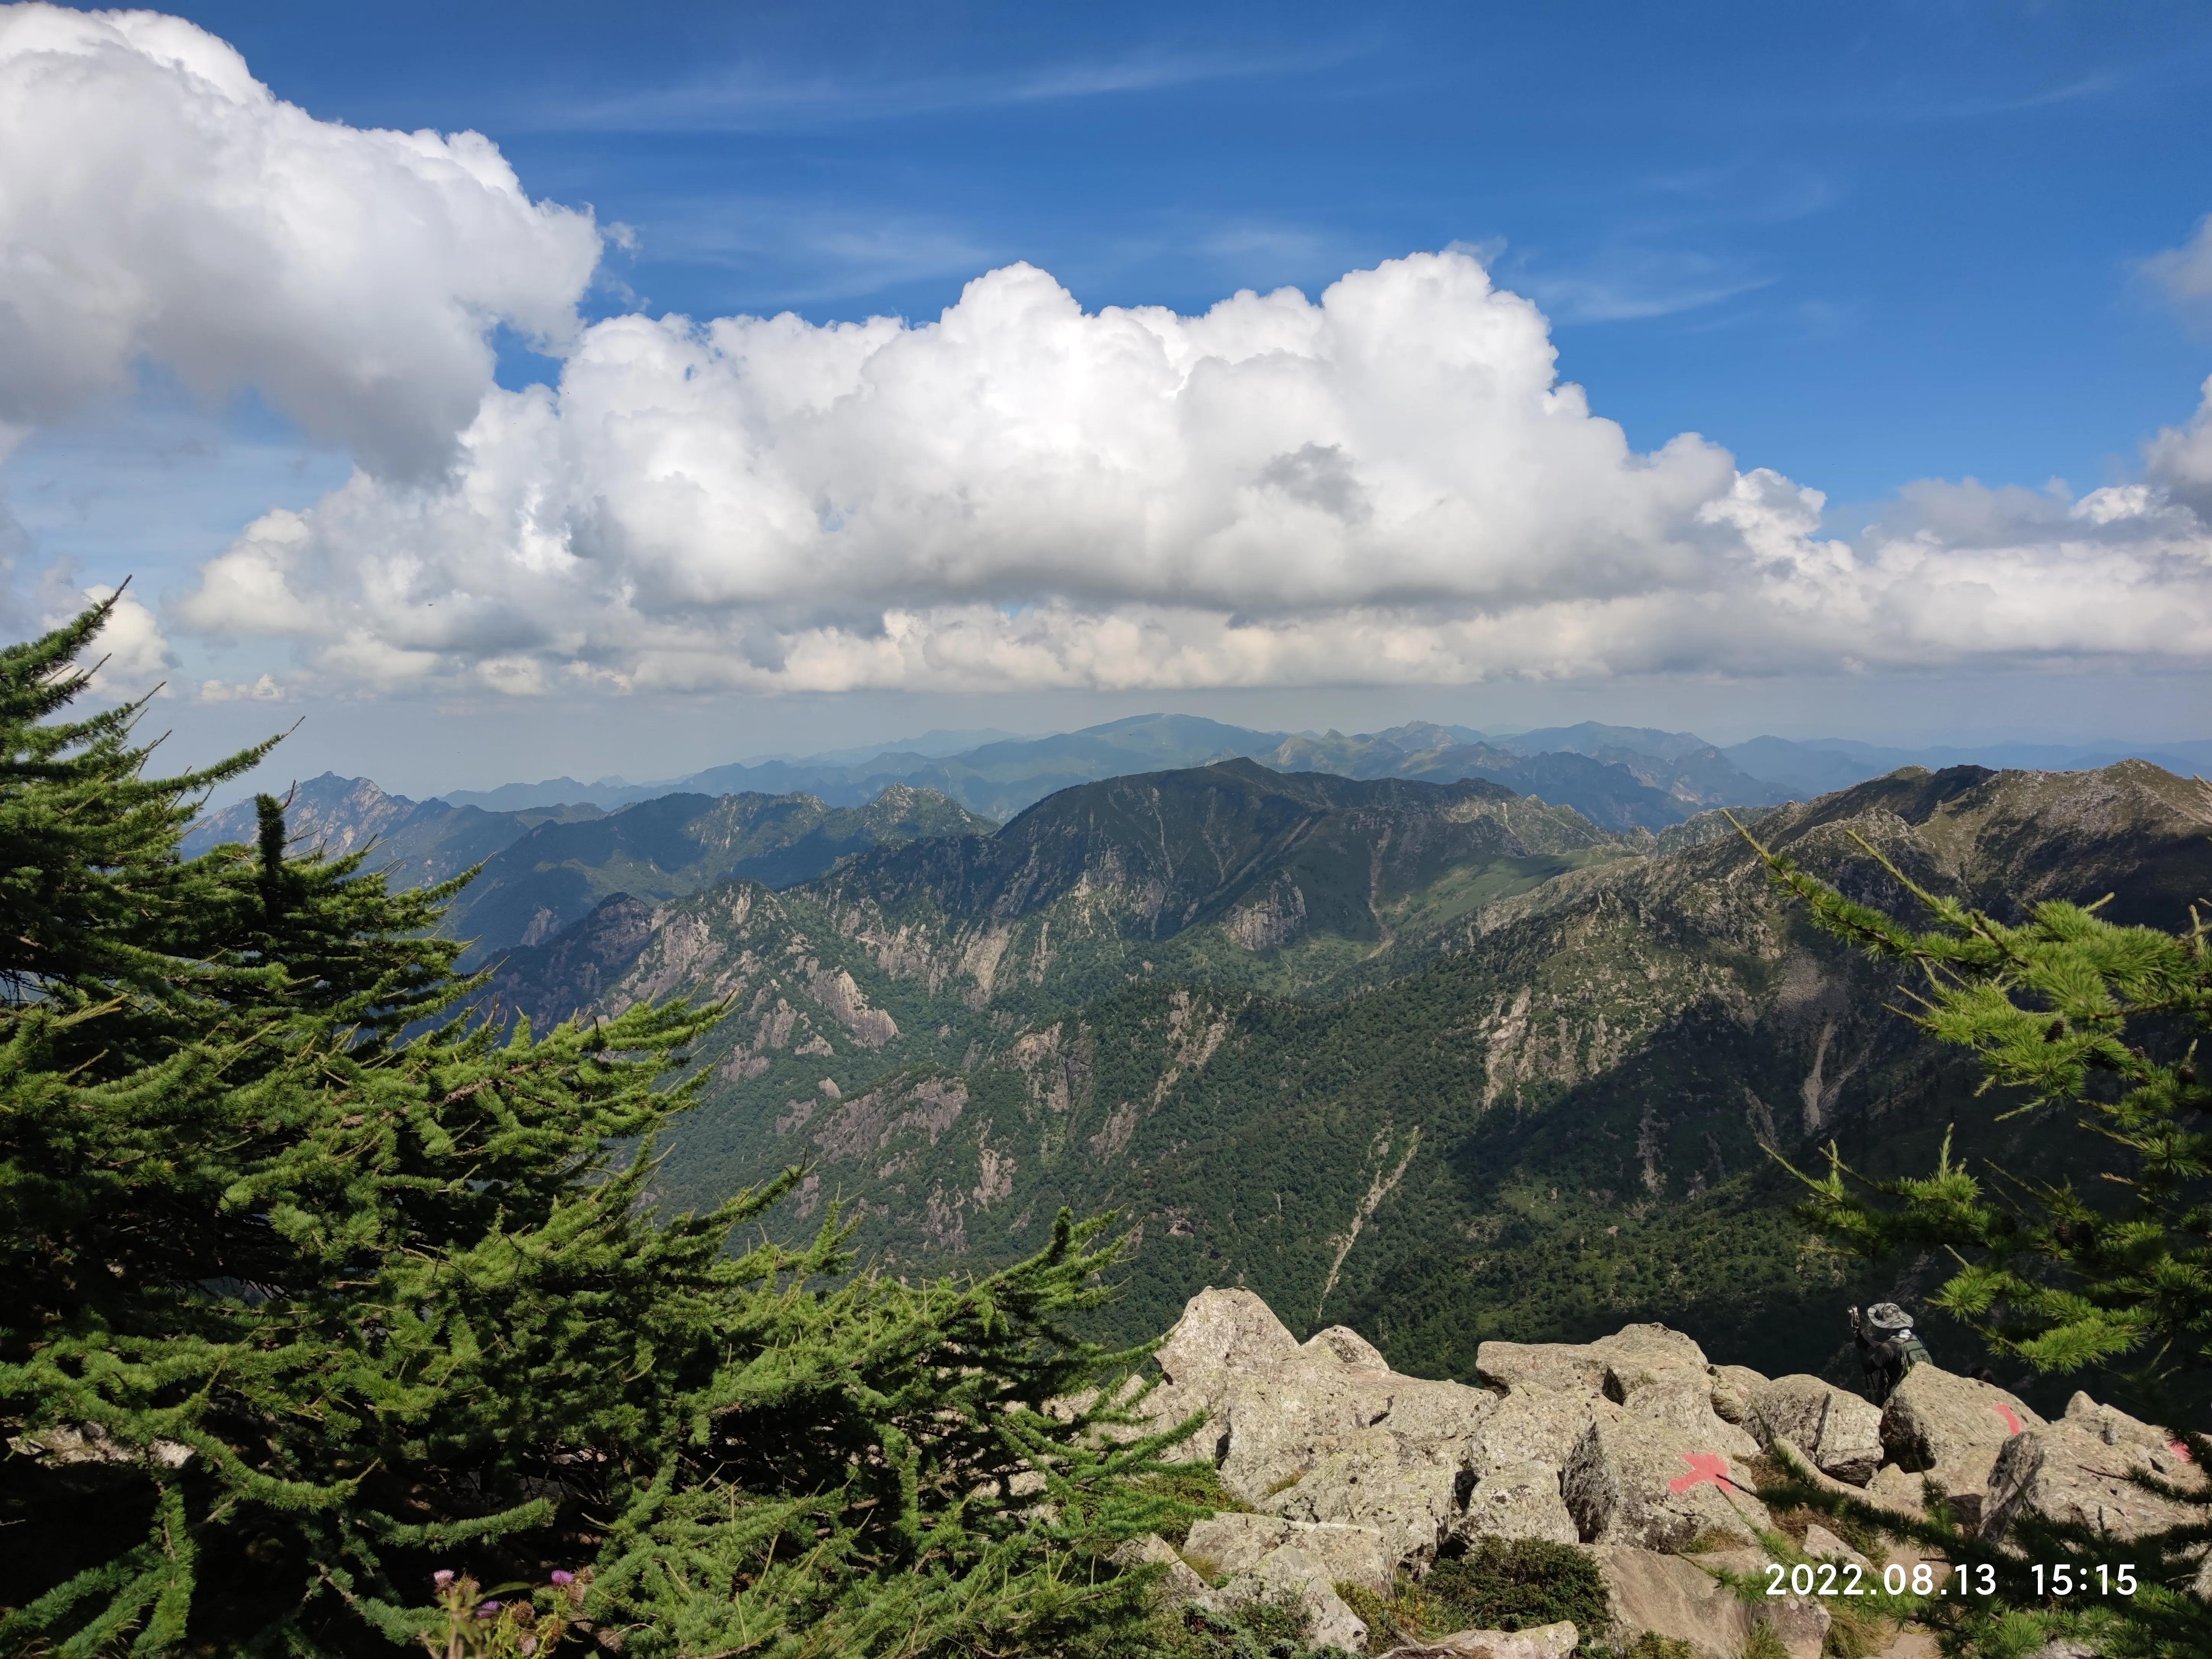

[1895,1332,1932,1373]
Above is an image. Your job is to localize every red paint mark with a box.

[2169,1440,2193,1462]
[1992,1404,2024,1435]
[1669,1452,1737,1494]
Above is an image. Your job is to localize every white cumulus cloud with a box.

[5,9,2207,698]
[173,252,2212,695]
[2146,374,2212,519]
[2146,214,2212,323]
[49,580,175,698]
[0,2,602,475]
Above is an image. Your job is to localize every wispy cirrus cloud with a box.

[616,196,999,306]
[1507,244,1774,323]
[1906,68,2124,121]
[1488,162,1819,326]
[526,39,1374,135]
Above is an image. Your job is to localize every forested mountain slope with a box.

[183,770,996,957]
[490,758,2212,1401]
[181,770,602,884]
[443,783,993,955]
[1264,723,1788,822]
[483,760,1629,1056]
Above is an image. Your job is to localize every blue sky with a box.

[169,0,2212,501]
[4,1,2212,793]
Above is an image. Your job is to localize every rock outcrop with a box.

[1877,1363,2047,1530]
[1376,1620,1577,1659]
[1199,1544,1371,1651]
[1183,1513,1393,1595]
[1880,1363,2044,1468]
[1981,1415,2202,1544]
[1591,1546,1827,1659]
[1127,1287,2202,1655]
[1745,1374,1884,1485]
[1560,1413,1769,1551]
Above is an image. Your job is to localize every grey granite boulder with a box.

[1118,1287,1308,1458]
[1590,1546,1751,1659]
[1473,1384,1616,1470]
[1182,1512,1392,1595]
[1800,1523,1870,1571]
[1449,1459,1580,1547]
[1595,1546,1829,1659]
[1568,1325,1761,1460]
[1707,1363,1770,1426]
[1593,1324,1712,1390]
[1261,1421,1467,1571]
[1612,1366,1760,1460]
[1982,1418,2203,1544]
[1199,1544,1369,1653]
[1474,1339,1610,1395]
[1442,1385,1614,1548]
[1880,1364,2043,1470]
[1110,1533,1208,1601]
[1378,1619,1577,1658]
[1306,1325,1389,1368]
[1561,1412,1771,1551]
[1863,1460,1931,1518]
[1213,1337,1496,1570]
[2063,1391,2196,1464]
[1155,1287,1302,1385]
[1876,1364,2043,1531]
[1747,1374,1884,1485]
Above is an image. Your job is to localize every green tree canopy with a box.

[0,599,1196,1657]
[1747,819,2212,1657]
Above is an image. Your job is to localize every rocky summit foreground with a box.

[1116,1288,2206,1657]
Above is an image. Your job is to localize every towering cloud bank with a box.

[178,254,2212,694]
[0,3,600,474]
[3,6,2209,696]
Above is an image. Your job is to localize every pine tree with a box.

[0,601,1201,1656]
[1744,818,2212,1657]
[0,589,273,1016]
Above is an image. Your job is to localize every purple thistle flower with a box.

[432,1570,455,1588]
[550,1571,574,1585]
[475,1601,501,1618]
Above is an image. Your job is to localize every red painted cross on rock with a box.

[1668,1453,1737,1494]
[1992,1404,2024,1435]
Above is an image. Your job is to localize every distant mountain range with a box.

[195,715,2212,967]
[183,722,2212,1395]
[464,754,2212,1395]
[429,713,2212,826]
[183,775,993,962]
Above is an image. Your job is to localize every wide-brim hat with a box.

[1866,1302,1911,1331]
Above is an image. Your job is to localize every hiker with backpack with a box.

[1849,1302,1932,1405]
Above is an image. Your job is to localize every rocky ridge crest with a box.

[1122,1288,2204,1658]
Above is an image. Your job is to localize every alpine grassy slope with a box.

[490,755,2212,1404]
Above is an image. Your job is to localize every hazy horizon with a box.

[173,694,2212,811]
